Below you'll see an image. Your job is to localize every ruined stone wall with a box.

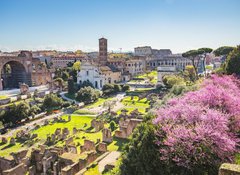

[2,163,26,175]
[0,157,15,175]
[219,163,240,175]
[61,162,79,175]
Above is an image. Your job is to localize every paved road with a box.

[98,151,121,173]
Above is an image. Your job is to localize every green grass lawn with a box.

[72,97,114,115]
[134,70,157,84]
[0,140,25,158]
[236,154,240,164]
[134,87,155,91]
[0,114,127,158]
[73,109,97,115]
[85,97,114,108]
[64,93,113,109]
[0,115,94,157]
[117,96,150,115]
[108,136,128,151]
[84,165,101,175]
[65,93,76,100]
[0,95,8,100]
[31,115,95,141]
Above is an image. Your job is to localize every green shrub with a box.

[79,80,94,89]
[62,101,71,108]
[42,93,63,110]
[162,75,185,88]
[122,85,130,92]
[76,86,100,104]
[109,121,116,131]
[114,84,122,92]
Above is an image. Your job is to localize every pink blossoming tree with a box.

[154,75,240,174]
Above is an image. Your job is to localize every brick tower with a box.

[99,38,108,66]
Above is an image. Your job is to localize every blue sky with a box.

[0,0,239,53]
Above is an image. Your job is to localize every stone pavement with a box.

[98,151,121,173]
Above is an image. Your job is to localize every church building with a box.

[77,38,122,89]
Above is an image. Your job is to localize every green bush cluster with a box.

[76,86,100,104]
[162,75,185,88]
[102,84,129,96]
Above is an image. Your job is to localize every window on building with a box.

[86,71,89,76]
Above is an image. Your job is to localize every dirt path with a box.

[98,151,121,173]
[82,93,125,114]
[1,112,64,138]
[1,93,125,138]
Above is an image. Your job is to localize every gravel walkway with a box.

[98,151,121,173]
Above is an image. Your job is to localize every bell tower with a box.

[99,37,108,66]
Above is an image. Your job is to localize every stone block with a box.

[1,137,7,144]
[10,138,15,145]
[97,142,107,152]
[102,128,112,143]
[219,163,240,175]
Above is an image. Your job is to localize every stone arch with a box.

[0,60,31,89]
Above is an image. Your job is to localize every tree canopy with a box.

[72,61,81,71]
[182,48,212,78]
[214,46,235,56]
[225,46,240,75]
[42,93,63,110]
[68,76,75,95]
[76,86,100,104]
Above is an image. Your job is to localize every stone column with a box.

[29,165,36,175]
[42,157,47,175]
[53,162,58,175]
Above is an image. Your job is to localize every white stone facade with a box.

[77,62,105,89]
[147,54,192,71]
[125,59,145,76]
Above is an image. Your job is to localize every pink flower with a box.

[154,75,240,170]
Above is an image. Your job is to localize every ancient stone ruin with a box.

[1,137,7,144]
[115,118,142,139]
[80,139,96,153]
[102,128,112,143]
[20,83,29,95]
[97,142,108,152]
[218,163,240,175]
[91,119,104,132]
[0,138,103,175]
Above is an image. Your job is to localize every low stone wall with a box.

[219,163,240,175]
[2,163,26,175]
[62,162,79,175]
[0,98,11,105]
[0,157,15,174]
